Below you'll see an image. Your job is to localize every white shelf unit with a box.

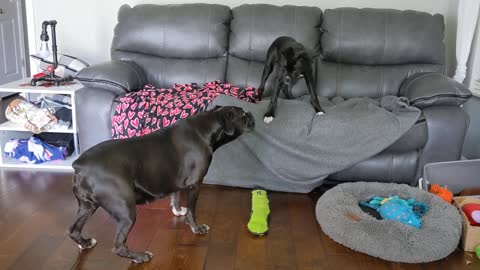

[0,79,82,170]
[0,120,75,133]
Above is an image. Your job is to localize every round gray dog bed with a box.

[316,182,462,263]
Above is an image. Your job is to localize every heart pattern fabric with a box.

[112,81,258,139]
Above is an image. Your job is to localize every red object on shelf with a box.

[462,203,480,226]
[46,65,55,73]
[33,72,47,78]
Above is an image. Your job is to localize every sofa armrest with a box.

[76,60,146,95]
[415,106,469,180]
[75,87,117,152]
[399,72,472,109]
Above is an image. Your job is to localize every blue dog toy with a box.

[359,196,429,228]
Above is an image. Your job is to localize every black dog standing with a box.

[67,106,255,263]
[258,36,325,123]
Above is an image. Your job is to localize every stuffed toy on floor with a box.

[359,196,429,228]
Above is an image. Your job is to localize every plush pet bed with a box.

[316,182,462,263]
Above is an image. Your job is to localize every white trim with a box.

[0,121,75,133]
[453,0,480,83]
[24,0,37,76]
[14,0,28,78]
[0,155,76,170]
[468,19,480,92]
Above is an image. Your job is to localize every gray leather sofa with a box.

[75,4,471,185]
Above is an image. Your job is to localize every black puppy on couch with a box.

[67,106,255,263]
[258,36,325,123]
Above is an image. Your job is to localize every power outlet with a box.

[470,79,480,97]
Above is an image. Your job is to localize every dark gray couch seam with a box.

[293,7,297,40]
[205,7,212,83]
[381,12,388,96]
[246,6,254,87]
[76,78,128,93]
[117,60,143,89]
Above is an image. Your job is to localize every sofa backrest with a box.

[110,4,446,98]
[111,4,231,88]
[226,4,323,98]
[317,8,445,98]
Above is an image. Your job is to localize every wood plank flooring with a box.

[0,170,477,270]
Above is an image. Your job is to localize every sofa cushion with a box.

[400,72,472,108]
[226,55,312,98]
[229,4,322,62]
[321,8,445,65]
[227,4,322,97]
[112,4,231,59]
[112,51,227,89]
[315,60,444,98]
[111,4,231,88]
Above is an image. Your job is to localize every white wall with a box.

[28,0,458,75]
[466,15,480,88]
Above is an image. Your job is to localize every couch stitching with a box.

[293,7,297,39]
[381,12,388,96]
[205,7,212,83]
[161,7,168,86]
[119,60,142,89]
[338,9,343,63]
[389,154,394,181]
[246,6,254,87]
[402,73,434,95]
[382,11,388,65]
[336,63,339,96]
[380,67,385,97]
[335,10,344,96]
[76,77,128,93]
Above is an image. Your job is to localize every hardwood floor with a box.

[0,170,477,270]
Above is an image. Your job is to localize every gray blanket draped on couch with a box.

[204,95,421,193]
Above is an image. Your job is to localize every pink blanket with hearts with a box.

[112,81,258,139]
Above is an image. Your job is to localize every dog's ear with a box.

[221,110,235,136]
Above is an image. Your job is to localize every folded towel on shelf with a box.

[4,137,67,164]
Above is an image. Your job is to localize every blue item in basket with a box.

[4,136,67,164]
[359,196,429,228]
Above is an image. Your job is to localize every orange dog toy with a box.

[429,184,453,203]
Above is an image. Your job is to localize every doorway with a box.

[0,0,28,85]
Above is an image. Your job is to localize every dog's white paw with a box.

[132,251,154,264]
[78,238,97,250]
[172,206,188,216]
[264,116,274,124]
[316,111,324,116]
[191,224,210,234]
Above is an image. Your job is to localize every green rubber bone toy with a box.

[247,189,270,236]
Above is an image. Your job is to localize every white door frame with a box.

[0,0,29,83]
[24,0,36,76]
